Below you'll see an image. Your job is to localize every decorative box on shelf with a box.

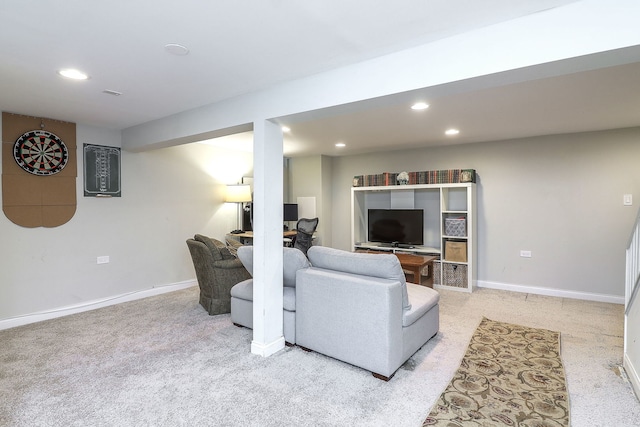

[444,218,466,237]
[444,241,467,262]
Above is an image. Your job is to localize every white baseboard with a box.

[251,336,286,357]
[624,353,640,403]
[477,280,625,304]
[0,280,197,331]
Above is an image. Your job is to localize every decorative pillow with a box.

[307,246,411,310]
[216,242,234,260]
[225,237,244,257]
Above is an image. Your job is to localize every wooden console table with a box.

[355,249,438,288]
[394,253,438,288]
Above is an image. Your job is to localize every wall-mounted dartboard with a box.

[13,130,69,176]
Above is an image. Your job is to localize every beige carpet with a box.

[424,317,569,426]
[1,287,637,426]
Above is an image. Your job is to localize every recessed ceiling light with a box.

[57,69,89,80]
[281,126,291,133]
[445,129,460,136]
[411,102,429,110]
[164,44,190,55]
[335,142,346,148]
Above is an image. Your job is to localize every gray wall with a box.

[327,127,640,298]
[0,122,253,322]
[4,124,638,322]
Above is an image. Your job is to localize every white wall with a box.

[327,127,640,300]
[0,123,252,323]
[321,156,333,248]
[289,155,333,247]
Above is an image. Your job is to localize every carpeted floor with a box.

[0,286,638,426]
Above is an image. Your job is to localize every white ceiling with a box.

[276,58,640,156]
[2,0,639,157]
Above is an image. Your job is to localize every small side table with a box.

[394,253,438,288]
[355,249,438,288]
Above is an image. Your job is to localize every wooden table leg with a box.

[424,260,434,279]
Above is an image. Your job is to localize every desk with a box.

[227,230,297,245]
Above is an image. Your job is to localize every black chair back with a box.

[294,217,319,254]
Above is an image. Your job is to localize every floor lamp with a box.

[226,184,252,234]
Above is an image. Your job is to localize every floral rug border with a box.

[423,317,569,426]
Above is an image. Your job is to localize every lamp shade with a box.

[225,184,252,203]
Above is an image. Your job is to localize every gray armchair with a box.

[186,234,251,315]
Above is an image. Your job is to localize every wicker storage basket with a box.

[443,263,467,288]
[433,261,441,286]
[444,241,467,262]
[444,218,466,237]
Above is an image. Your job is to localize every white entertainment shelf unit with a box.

[351,183,477,292]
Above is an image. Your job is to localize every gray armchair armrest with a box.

[295,267,404,378]
[214,258,246,270]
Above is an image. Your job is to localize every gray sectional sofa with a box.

[296,246,440,380]
[231,245,440,380]
[230,246,310,344]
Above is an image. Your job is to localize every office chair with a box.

[293,217,319,255]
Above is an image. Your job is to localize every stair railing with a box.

[624,210,640,401]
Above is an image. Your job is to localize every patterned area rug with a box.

[423,318,569,427]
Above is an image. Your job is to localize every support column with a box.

[251,119,285,357]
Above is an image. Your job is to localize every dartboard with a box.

[13,130,69,176]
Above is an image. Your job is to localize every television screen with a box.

[368,209,424,246]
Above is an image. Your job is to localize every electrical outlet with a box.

[97,256,110,264]
[520,250,532,258]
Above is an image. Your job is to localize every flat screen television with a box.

[368,209,424,246]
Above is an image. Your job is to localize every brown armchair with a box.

[186,234,251,315]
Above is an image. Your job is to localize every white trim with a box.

[0,280,196,331]
[251,336,285,357]
[624,353,640,403]
[477,280,624,305]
